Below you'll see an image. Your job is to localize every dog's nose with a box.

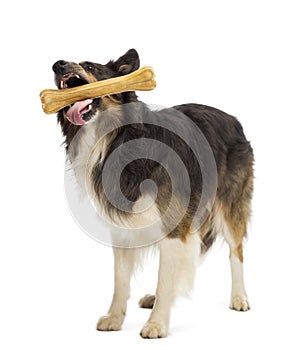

[52,60,69,74]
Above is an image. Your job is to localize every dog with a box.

[52,49,254,338]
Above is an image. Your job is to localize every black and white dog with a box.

[52,49,254,338]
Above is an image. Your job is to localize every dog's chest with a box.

[69,125,106,203]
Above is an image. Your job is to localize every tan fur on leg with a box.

[221,211,250,311]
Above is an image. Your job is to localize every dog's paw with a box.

[230,294,250,312]
[139,294,155,309]
[96,314,123,331]
[140,321,168,339]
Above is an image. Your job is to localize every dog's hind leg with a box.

[220,203,251,312]
[97,247,136,331]
[219,142,253,311]
[229,247,250,311]
[140,234,200,338]
[224,221,250,311]
[139,294,155,309]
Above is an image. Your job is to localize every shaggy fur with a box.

[52,49,254,338]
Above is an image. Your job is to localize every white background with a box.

[1,0,282,349]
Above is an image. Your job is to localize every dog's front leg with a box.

[97,247,135,331]
[140,238,178,338]
[140,235,200,338]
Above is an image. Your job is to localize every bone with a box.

[40,66,156,114]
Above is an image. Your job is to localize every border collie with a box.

[52,49,254,338]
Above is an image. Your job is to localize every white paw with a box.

[140,321,168,339]
[230,294,250,312]
[96,314,123,331]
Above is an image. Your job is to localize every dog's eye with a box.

[87,65,96,71]
[79,62,97,72]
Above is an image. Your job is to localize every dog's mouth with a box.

[59,73,99,126]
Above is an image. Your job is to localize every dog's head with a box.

[53,49,140,129]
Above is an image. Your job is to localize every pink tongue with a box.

[66,99,93,125]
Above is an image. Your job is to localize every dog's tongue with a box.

[66,99,93,125]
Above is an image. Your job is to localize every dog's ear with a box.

[107,49,140,75]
